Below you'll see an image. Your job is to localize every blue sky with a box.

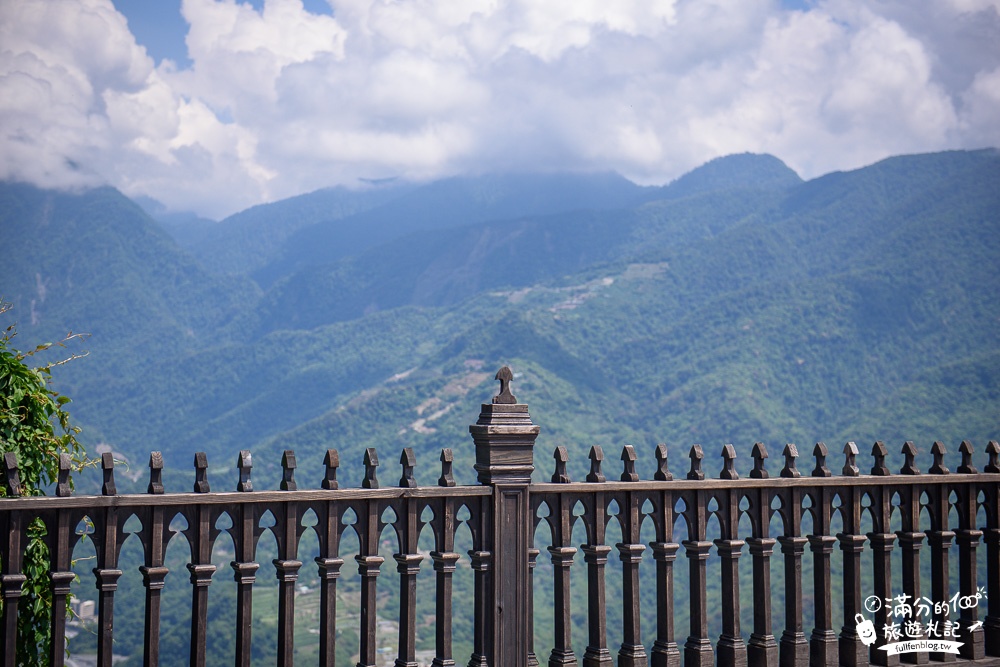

[3,0,998,218]
[110,0,196,68]
[110,0,335,66]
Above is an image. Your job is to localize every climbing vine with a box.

[0,301,89,666]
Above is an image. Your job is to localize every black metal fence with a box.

[0,368,998,667]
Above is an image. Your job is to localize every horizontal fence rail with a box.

[0,368,997,667]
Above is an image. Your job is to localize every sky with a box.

[1,0,998,220]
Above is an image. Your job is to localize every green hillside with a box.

[2,150,997,489]
[3,149,998,664]
[248,149,1000,484]
[0,183,257,375]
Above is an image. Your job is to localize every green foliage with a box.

[0,322,84,489]
[0,302,89,666]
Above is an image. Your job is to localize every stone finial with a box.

[193,452,210,493]
[586,446,606,483]
[280,450,297,491]
[399,448,417,488]
[236,450,253,492]
[492,366,517,405]
[363,448,380,489]
[148,452,164,494]
[957,440,977,474]
[900,442,920,475]
[322,449,340,490]
[552,447,571,483]
[438,449,455,487]
[2,452,20,496]
[841,442,859,477]
[101,451,117,496]
[57,453,72,497]
[720,444,739,480]
[870,441,890,476]
[654,444,672,481]
[750,442,769,479]
[620,445,639,482]
[929,441,949,475]
[780,444,800,478]
[986,441,1000,474]
[812,442,831,477]
[687,445,705,481]
[469,380,538,485]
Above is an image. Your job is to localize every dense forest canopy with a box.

[3,149,996,489]
[2,148,998,663]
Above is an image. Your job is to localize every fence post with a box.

[469,366,539,667]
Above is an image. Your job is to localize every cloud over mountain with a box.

[1,0,998,218]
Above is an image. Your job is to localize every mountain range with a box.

[2,149,998,492]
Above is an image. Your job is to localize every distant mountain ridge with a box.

[146,156,796,280]
[151,181,411,276]
[252,170,660,287]
[657,152,802,199]
[155,159,793,287]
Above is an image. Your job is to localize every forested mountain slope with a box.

[0,183,257,371]
[252,171,658,288]
[1,150,997,491]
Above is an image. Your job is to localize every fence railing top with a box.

[0,364,996,512]
[528,471,1000,494]
[0,484,492,510]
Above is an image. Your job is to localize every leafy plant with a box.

[0,301,90,666]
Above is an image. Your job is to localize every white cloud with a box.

[960,66,1000,146]
[0,0,997,217]
[179,0,346,104]
[946,0,1000,12]
[689,7,961,178]
[0,0,282,216]
[0,0,142,188]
